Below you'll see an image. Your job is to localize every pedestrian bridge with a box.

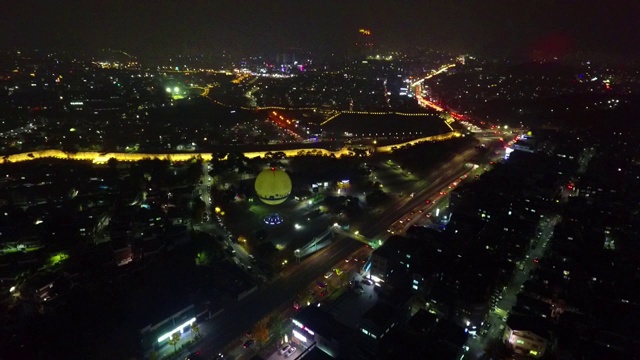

[294,226,372,259]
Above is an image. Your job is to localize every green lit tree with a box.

[190,322,201,339]
[195,251,211,266]
[167,332,181,353]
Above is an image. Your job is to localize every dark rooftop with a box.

[408,308,438,334]
[360,301,397,329]
[293,305,351,342]
[506,314,552,340]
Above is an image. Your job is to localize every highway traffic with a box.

[186,136,504,359]
[158,62,518,359]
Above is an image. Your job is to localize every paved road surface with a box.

[193,237,364,359]
[161,140,498,360]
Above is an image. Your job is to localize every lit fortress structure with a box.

[254,167,292,205]
[1,131,459,165]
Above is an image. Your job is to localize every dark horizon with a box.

[2,0,640,59]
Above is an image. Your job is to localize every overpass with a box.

[293,228,335,260]
[332,226,374,246]
[293,225,375,260]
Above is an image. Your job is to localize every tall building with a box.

[354,28,374,58]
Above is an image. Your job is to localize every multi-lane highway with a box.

[412,63,456,112]
[155,144,471,359]
[171,131,506,358]
[358,145,480,240]
[156,62,511,359]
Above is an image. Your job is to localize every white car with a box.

[324,271,333,279]
[284,346,297,358]
[279,344,291,355]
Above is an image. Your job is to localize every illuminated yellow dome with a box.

[254,168,292,205]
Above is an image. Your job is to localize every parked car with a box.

[285,346,297,358]
[243,339,255,348]
[324,271,333,279]
[279,344,291,355]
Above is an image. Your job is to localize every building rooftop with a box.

[506,314,551,340]
[293,305,351,342]
[434,319,468,349]
[297,346,335,360]
[408,308,438,333]
[360,301,396,329]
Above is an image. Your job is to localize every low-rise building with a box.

[291,305,353,358]
[357,301,399,343]
[502,314,551,358]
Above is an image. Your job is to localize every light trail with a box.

[412,63,456,112]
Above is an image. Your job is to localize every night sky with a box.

[2,0,639,57]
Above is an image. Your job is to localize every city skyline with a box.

[2,2,640,359]
[2,0,640,58]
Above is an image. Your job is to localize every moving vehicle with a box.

[324,271,333,279]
